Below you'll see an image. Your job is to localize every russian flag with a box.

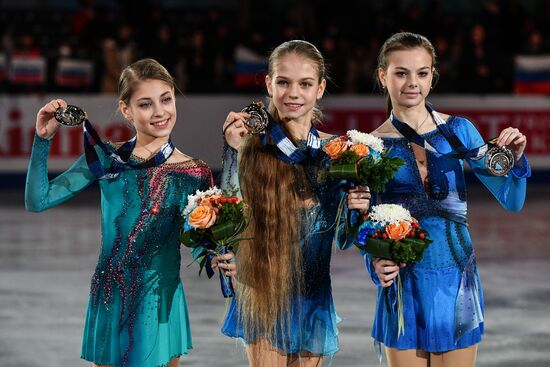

[9,55,46,85]
[514,54,550,95]
[55,59,94,87]
[0,53,6,81]
[234,45,267,88]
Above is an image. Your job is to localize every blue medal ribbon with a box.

[390,104,491,161]
[202,247,235,298]
[83,119,175,179]
[259,108,321,164]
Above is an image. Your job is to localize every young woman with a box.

[364,32,530,367]
[25,58,236,367]
[220,40,370,366]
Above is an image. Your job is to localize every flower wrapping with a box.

[180,186,249,298]
[355,204,431,265]
[323,130,404,192]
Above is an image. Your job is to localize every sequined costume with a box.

[219,139,350,356]
[25,134,213,367]
[362,117,530,352]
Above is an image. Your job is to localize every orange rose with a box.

[200,194,221,209]
[350,143,369,157]
[386,221,412,240]
[188,205,217,229]
[323,137,348,159]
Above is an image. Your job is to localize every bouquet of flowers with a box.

[354,204,432,337]
[323,130,404,192]
[180,186,248,298]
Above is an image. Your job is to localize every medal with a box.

[54,105,87,126]
[484,141,514,176]
[241,101,268,134]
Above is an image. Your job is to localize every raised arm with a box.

[221,110,248,194]
[25,99,96,212]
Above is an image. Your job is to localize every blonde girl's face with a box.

[119,79,176,142]
[378,47,434,110]
[265,52,326,124]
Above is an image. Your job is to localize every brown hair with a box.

[118,58,176,104]
[376,32,439,114]
[236,40,326,344]
[267,40,326,124]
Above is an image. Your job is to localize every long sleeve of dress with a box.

[220,142,241,195]
[461,120,531,212]
[25,133,96,212]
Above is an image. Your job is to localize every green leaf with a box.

[356,238,394,259]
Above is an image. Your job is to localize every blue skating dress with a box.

[219,139,350,356]
[363,117,530,352]
[25,134,213,366]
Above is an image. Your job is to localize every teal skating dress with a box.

[219,138,350,356]
[25,134,213,367]
[363,117,530,352]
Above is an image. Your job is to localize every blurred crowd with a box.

[1,0,549,95]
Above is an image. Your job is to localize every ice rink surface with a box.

[1,185,549,366]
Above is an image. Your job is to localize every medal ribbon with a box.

[389,104,492,161]
[83,119,175,179]
[259,108,321,164]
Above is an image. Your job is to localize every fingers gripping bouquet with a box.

[355,204,432,337]
[180,186,249,298]
[323,130,404,192]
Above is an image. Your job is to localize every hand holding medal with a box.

[222,101,269,149]
[491,127,527,173]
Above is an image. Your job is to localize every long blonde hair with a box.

[236,40,326,344]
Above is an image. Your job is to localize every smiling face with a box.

[378,47,434,111]
[265,52,326,125]
[119,78,176,144]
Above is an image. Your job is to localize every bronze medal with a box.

[241,101,268,134]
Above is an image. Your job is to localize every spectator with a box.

[100,23,136,93]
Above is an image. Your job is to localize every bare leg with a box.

[287,350,323,366]
[385,347,429,367]
[429,345,478,367]
[167,356,181,367]
[246,339,287,367]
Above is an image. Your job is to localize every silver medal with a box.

[485,145,514,176]
[54,105,87,126]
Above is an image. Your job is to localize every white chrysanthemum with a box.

[368,204,412,225]
[182,186,223,216]
[346,129,384,153]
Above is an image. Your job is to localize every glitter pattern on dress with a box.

[26,134,213,367]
